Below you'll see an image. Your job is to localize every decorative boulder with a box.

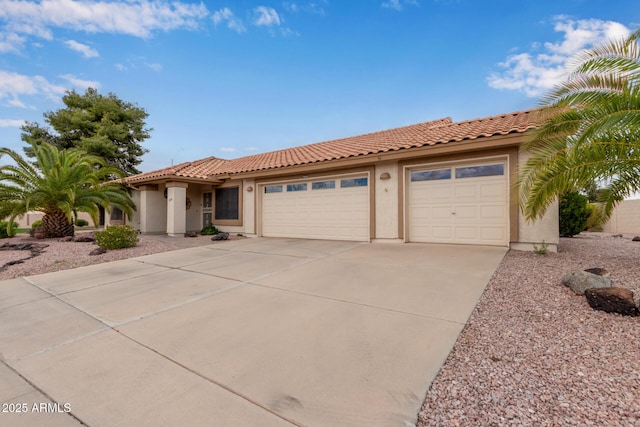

[584,287,638,316]
[73,233,96,242]
[561,270,611,295]
[184,231,198,238]
[632,236,640,242]
[584,267,609,278]
[211,232,229,241]
[89,247,107,256]
[60,236,73,242]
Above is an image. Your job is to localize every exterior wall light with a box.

[380,172,391,180]
[247,186,254,192]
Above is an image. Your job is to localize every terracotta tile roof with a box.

[125,156,229,183]
[126,109,540,183]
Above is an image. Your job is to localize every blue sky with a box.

[0,0,637,172]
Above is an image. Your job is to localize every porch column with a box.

[166,182,188,237]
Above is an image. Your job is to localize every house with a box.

[119,109,559,251]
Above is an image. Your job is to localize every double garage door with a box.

[259,161,508,246]
[407,161,508,246]
[260,175,370,242]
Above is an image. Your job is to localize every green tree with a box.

[559,191,590,237]
[519,29,640,220]
[21,88,151,176]
[0,142,135,238]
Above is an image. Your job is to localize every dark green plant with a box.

[31,220,42,229]
[0,221,18,238]
[586,203,605,231]
[75,219,89,227]
[95,225,138,249]
[559,191,590,237]
[200,224,220,235]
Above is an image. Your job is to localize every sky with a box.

[0,0,638,173]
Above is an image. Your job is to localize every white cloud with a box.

[0,31,25,53]
[114,63,127,71]
[59,74,100,90]
[0,0,210,45]
[64,39,99,58]
[488,17,631,98]
[212,7,246,34]
[254,6,281,27]
[0,70,67,107]
[381,0,418,11]
[283,2,327,15]
[220,147,237,153]
[0,118,24,127]
[145,62,162,72]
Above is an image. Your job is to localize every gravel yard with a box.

[418,233,640,427]
[0,233,240,281]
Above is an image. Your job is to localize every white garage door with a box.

[408,162,508,246]
[261,176,370,241]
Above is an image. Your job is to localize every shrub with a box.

[31,220,42,229]
[200,224,220,235]
[586,203,605,232]
[75,219,89,227]
[95,225,139,249]
[559,191,590,237]
[0,221,18,239]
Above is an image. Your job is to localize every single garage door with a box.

[261,175,370,241]
[408,162,508,246]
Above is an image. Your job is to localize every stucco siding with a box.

[514,150,560,251]
[374,161,400,240]
[601,199,640,234]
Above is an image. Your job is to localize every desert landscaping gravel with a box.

[0,233,239,280]
[418,233,640,427]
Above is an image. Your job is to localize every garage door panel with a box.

[261,176,369,242]
[408,162,508,246]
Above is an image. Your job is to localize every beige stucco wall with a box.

[136,187,165,233]
[11,211,96,228]
[185,184,204,232]
[374,161,400,241]
[601,199,640,234]
[512,149,560,251]
[242,179,256,235]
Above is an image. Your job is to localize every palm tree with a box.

[519,29,640,220]
[0,142,135,237]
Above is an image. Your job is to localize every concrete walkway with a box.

[0,238,506,427]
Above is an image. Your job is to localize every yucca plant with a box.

[519,29,640,220]
[0,142,135,237]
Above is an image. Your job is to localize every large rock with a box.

[584,287,638,316]
[89,247,107,256]
[561,270,611,295]
[73,233,96,242]
[584,267,609,278]
[632,236,640,242]
[211,232,229,241]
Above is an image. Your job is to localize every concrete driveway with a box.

[0,238,506,427]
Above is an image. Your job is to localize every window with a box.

[111,207,123,221]
[215,187,239,220]
[264,185,283,193]
[455,164,504,179]
[287,183,307,192]
[312,180,336,190]
[411,169,451,182]
[203,192,212,208]
[340,177,368,188]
